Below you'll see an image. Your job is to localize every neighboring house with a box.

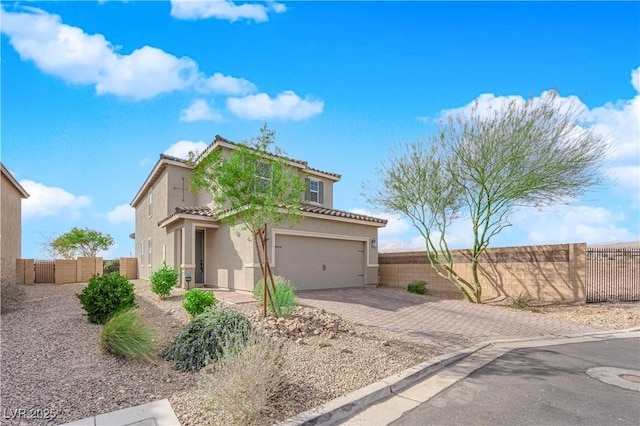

[1,163,29,285]
[131,135,387,291]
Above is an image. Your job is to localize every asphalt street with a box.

[391,337,640,426]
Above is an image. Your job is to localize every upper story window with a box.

[255,161,272,190]
[148,191,153,217]
[305,178,324,204]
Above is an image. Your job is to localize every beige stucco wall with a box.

[379,243,587,303]
[1,173,24,285]
[134,164,195,279]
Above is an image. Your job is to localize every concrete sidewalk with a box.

[297,287,602,350]
[61,399,180,426]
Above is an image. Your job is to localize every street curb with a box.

[274,342,490,426]
[276,327,640,426]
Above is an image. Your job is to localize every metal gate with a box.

[586,248,640,302]
[34,260,55,284]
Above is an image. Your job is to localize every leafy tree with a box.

[48,227,115,259]
[190,124,306,316]
[370,91,607,303]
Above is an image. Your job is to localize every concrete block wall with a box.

[379,243,587,303]
[77,257,102,282]
[55,260,77,284]
[120,257,138,280]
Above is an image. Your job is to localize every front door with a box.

[195,229,205,284]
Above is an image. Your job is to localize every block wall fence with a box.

[15,257,139,284]
[378,243,586,303]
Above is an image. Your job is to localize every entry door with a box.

[195,229,205,284]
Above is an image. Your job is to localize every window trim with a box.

[147,238,152,268]
[305,177,324,204]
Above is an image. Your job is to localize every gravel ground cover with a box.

[505,301,640,330]
[2,281,637,426]
[0,282,440,426]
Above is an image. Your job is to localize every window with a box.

[305,178,324,204]
[255,161,272,190]
[148,239,152,267]
[140,241,145,267]
[148,191,153,217]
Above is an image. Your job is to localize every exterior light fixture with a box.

[371,239,377,248]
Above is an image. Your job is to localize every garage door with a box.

[275,235,365,290]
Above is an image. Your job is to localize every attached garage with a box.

[274,234,366,290]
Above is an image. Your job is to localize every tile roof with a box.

[158,206,217,226]
[194,135,341,179]
[159,204,387,227]
[159,153,187,163]
[299,204,387,224]
[1,163,29,198]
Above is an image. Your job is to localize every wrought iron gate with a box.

[586,248,640,302]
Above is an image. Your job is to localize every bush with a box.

[164,307,255,371]
[407,280,427,295]
[253,276,297,318]
[183,289,217,318]
[509,293,533,309]
[150,265,179,298]
[77,273,137,324]
[202,338,286,424]
[103,259,120,275]
[100,308,157,362]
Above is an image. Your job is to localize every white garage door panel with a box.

[275,235,365,290]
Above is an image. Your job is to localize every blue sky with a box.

[1,0,639,259]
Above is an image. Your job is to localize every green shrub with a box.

[103,259,120,275]
[77,273,137,324]
[253,276,297,318]
[164,307,255,371]
[407,280,427,295]
[100,308,157,362]
[183,289,217,318]
[150,265,179,298]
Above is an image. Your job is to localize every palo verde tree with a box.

[370,91,608,303]
[46,227,115,259]
[189,125,306,316]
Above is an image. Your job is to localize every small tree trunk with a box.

[470,256,483,304]
[255,227,277,316]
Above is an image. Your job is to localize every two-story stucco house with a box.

[1,163,29,286]
[131,135,386,291]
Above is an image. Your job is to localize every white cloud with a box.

[196,72,257,95]
[227,90,324,121]
[632,67,640,93]
[434,66,640,193]
[164,140,209,159]
[512,205,637,246]
[20,180,91,220]
[0,6,198,100]
[180,99,222,122]
[107,204,135,224]
[170,0,286,22]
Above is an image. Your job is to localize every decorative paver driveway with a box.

[297,287,603,350]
